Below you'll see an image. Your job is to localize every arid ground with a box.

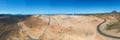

[0,12,120,40]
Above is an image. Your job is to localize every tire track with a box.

[97,19,120,39]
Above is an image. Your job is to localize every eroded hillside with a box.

[0,13,120,40]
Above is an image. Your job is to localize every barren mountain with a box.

[0,13,120,40]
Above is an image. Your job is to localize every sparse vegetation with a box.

[105,23,120,32]
[105,15,120,33]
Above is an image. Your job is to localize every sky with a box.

[0,0,120,14]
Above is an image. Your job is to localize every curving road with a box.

[97,19,120,39]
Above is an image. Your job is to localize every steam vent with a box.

[0,11,120,40]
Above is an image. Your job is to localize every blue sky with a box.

[0,0,120,14]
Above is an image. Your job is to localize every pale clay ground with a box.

[9,15,120,40]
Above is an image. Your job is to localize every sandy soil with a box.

[16,15,119,40]
[1,15,120,40]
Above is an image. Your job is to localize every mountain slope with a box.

[0,13,120,40]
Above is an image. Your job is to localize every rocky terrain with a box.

[0,12,120,40]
